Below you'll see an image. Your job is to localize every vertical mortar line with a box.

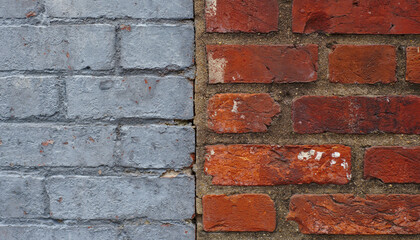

[114,22,123,76]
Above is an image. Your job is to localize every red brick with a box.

[205,0,279,33]
[207,45,318,84]
[208,94,280,134]
[329,45,396,84]
[407,47,420,84]
[364,146,420,183]
[292,0,420,34]
[292,96,420,134]
[203,194,276,232]
[205,145,351,185]
[287,194,420,235]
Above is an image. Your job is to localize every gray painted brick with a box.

[124,223,195,240]
[0,25,115,71]
[46,176,195,220]
[119,125,195,169]
[0,0,41,19]
[120,24,194,69]
[0,174,45,218]
[0,76,60,119]
[0,225,118,240]
[66,76,193,120]
[45,0,193,19]
[0,124,116,167]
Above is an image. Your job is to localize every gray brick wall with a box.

[0,1,195,239]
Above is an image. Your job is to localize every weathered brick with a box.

[364,146,420,183]
[205,145,351,186]
[120,125,195,169]
[407,47,420,84]
[45,0,193,19]
[208,94,280,133]
[0,174,45,218]
[124,223,195,240]
[66,76,193,120]
[203,194,276,232]
[287,194,420,235]
[120,24,194,69]
[292,0,420,34]
[0,0,40,18]
[205,0,279,33]
[0,124,116,167]
[46,176,195,220]
[292,96,420,134]
[0,225,118,240]
[207,45,318,84]
[0,25,115,71]
[0,76,60,119]
[329,45,396,84]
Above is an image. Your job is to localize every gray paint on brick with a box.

[46,175,195,220]
[120,24,194,69]
[0,76,60,119]
[66,76,193,120]
[45,0,193,19]
[119,125,195,169]
[0,174,45,218]
[124,223,195,240]
[0,124,116,167]
[0,0,40,19]
[0,25,115,71]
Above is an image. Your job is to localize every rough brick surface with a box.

[0,0,40,18]
[125,223,195,240]
[205,0,279,33]
[45,0,193,19]
[292,0,420,34]
[203,194,276,232]
[293,96,420,134]
[66,76,193,120]
[0,124,116,167]
[208,93,280,133]
[0,174,45,218]
[364,147,420,183]
[329,45,396,84]
[287,194,420,235]
[407,47,420,83]
[0,76,59,119]
[205,145,351,186]
[207,45,318,84]
[46,176,195,220]
[119,125,195,169]
[120,24,194,69]
[0,25,115,71]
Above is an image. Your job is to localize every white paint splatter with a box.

[231,100,240,113]
[332,152,341,158]
[298,150,315,161]
[206,0,217,17]
[240,115,245,119]
[341,159,349,170]
[210,150,215,155]
[315,152,324,161]
[208,52,227,83]
[330,159,336,166]
[347,173,352,181]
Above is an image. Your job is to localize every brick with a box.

[407,47,420,83]
[120,24,194,69]
[207,45,318,84]
[66,76,193,120]
[287,194,420,235]
[0,0,40,18]
[119,125,195,169]
[0,174,45,218]
[292,96,420,134]
[124,223,195,240]
[205,145,351,186]
[205,0,279,33]
[203,194,276,232]
[0,25,115,71]
[46,176,195,220]
[0,225,118,240]
[292,0,420,34]
[0,76,59,119]
[0,123,116,167]
[329,45,396,84]
[208,93,280,133]
[45,0,193,19]
[364,146,420,183]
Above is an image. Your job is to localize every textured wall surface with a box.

[0,1,195,239]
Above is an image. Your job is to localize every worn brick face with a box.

[407,47,420,83]
[207,45,318,84]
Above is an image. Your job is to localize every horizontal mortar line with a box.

[0,218,194,225]
[0,119,194,125]
[0,18,194,25]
